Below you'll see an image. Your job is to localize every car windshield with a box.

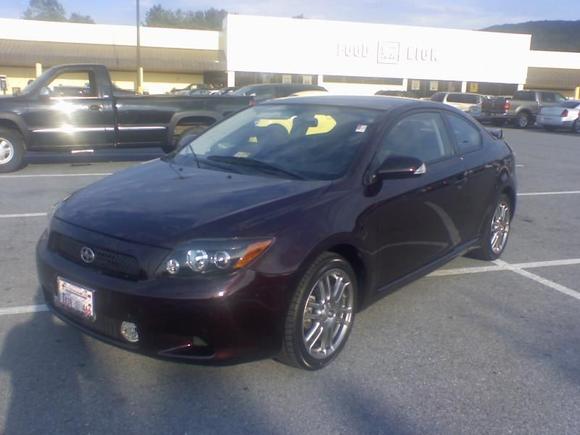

[172,104,381,180]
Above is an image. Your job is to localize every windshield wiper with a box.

[207,156,305,180]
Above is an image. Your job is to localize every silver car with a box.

[536,100,580,133]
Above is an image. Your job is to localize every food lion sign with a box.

[226,14,531,84]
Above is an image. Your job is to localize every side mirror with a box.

[487,128,503,140]
[374,155,426,180]
[39,86,51,100]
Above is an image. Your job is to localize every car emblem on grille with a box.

[80,247,95,264]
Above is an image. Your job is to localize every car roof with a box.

[264,95,439,111]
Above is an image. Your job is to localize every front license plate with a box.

[57,277,95,321]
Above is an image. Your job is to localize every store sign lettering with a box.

[337,41,439,64]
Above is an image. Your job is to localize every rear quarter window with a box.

[445,113,482,154]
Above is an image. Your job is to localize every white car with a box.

[536,100,580,133]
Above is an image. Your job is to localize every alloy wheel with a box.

[0,138,14,165]
[302,268,354,360]
[490,200,510,254]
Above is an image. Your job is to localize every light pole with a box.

[136,0,143,93]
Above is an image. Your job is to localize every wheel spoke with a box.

[305,322,324,351]
[320,323,334,354]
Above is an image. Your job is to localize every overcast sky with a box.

[4,0,580,29]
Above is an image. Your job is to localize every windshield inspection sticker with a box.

[355,124,368,133]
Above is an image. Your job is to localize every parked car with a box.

[170,83,211,96]
[0,64,253,172]
[431,92,486,119]
[481,90,567,128]
[536,100,580,133]
[36,95,516,370]
[232,83,327,101]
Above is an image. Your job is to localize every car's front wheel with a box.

[573,120,580,134]
[278,252,357,370]
[471,194,512,261]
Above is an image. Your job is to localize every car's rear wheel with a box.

[278,252,356,370]
[573,120,580,134]
[516,112,531,128]
[0,128,25,173]
[470,194,512,261]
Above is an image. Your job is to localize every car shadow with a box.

[0,293,278,434]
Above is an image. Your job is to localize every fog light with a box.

[166,258,180,275]
[120,321,139,343]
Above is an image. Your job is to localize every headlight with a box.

[159,238,273,277]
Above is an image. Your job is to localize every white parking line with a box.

[0,304,49,316]
[430,258,580,277]
[494,259,580,302]
[518,190,580,197]
[0,212,47,219]
[0,173,112,179]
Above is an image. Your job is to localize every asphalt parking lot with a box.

[1,129,579,434]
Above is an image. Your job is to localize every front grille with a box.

[49,232,143,280]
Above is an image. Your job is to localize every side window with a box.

[446,93,462,103]
[376,112,454,165]
[253,87,275,100]
[514,91,533,101]
[445,114,482,153]
[554,93,566,103]
[47,71,96,97]
[431,93,445,102]
[541,92,556,103]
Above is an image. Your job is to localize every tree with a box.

[144,5,227,31]
[22,0,95,24]
[22,0,66,21]
[68,13,95,24]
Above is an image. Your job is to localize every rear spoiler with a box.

[486,128,504,140]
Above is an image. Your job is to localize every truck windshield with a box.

[172,104,380,180]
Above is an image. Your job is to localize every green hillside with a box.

[483,21,580,52]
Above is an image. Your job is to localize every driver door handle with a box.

[89,104,103,111]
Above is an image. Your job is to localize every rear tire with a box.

[470,194,512,261]
[573,120,580,134]
[515,112,531,128]
[0,128,25,173]
[277,252,357,370]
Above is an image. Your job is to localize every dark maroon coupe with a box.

[36,96,516,370]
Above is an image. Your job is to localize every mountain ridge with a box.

[482,20,580,52]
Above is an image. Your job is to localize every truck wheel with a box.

[516,112,531,128]
[0,128,25,173]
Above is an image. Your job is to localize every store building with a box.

[0,15,579,98]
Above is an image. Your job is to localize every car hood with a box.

[56,159,329,247]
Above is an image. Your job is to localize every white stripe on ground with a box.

[518,190,580,197]
[494,259,580,301]
[0,173,112,179]
[0,304,49,316]
[430,258,580,277]
[0,212,47,219]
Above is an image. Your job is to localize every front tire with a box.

[278,252,357,370]
[573,120,580,134]
[0,128,25,173]
[470,194,512,261]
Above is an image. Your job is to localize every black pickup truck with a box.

[0,64,253,172]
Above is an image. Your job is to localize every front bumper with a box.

[36,231,291,364]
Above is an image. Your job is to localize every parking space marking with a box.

[0,212,47,219]
[0,304,49,316]
[518,190,580,197]
[430,258,580,277]
[494,259,580,301]
[0,173,112,179]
